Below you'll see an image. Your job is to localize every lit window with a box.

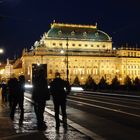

[59,43,62,46]
[83,32,87,37]
[71,31,75,36]
[49,70,53,74]
[58,30,62,35]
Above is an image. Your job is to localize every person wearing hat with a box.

[50,72,70,132]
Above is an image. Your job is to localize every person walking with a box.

[18,75,25,124]
[50,72,70,132]
[8,75,25,125]
[32,68,49,131]
[1,80,8,102]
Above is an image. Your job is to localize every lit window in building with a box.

[71,31,75,36]
[82,69,84,74]
[75,69,78,74]
[61,69,65,74]
[49,69,53,74]
[27,66,30,75]
[95,69,97,75]
[102,70,104,74]
[58,30,62,35]
[83,32,87,37]
[87,70,89,74]
[59,43,62,46]
[124,70,125,74]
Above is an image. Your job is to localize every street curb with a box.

[25,94,105,140]
[45,107,105,140]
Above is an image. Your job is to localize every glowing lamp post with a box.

[0,48,4,54]
[60,38,69,82]
[66,37,69,82]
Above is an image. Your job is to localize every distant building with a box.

[0,59,23,81]
[21,22,140,84]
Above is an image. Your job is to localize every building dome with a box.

[46,22,111,41]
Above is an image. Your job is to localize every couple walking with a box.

[32,70,70,131]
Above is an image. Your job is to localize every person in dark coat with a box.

[1,80,8,102]
[32,68,49,131]
[50,72,70,131]
[8,75,25,124]
[18,75,25,123]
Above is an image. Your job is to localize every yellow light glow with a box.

[0,49,4,54]
[51,22,97,29]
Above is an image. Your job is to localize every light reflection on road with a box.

[12,99,92,140]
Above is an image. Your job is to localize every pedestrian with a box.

[50,72,70,132]
[7,78,15,108]
[8,76,25,125]
[1,80,8,102]
[32,68,49,131]
[17,75,25,124]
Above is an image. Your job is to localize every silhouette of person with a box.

[18,75,25,124]
[1,80,8,102]
[50,72,70,131]
[8,76,25,124]
[7,78,15,108]
[32,68,49,131]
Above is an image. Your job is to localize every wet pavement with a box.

[12,99,93,140]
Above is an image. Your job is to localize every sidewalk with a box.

[0,96,93,140]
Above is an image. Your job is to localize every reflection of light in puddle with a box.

[12,99,92,139]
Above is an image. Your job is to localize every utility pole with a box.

[66,37,69,82]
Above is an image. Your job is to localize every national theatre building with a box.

[21,22,140,84]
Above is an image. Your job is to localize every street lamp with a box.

[60,38,69,82]
[0,48,4,54]
[66,37,69,82]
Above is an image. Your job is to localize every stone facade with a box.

[21,22,140,85]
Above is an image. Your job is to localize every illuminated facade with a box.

[21,22,140,84]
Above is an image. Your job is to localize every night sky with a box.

[0,0,140,60]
